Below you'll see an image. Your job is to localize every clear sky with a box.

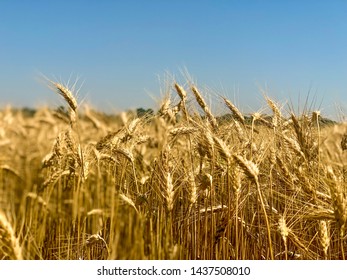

[1,0,346,118]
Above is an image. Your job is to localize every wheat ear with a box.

[233,154,274,259]
[0,211,23,260]
[265,96,282,127]
[166,172,175,212]
[278,215,289,259]
[191,86,218,129]
[47,80,78,126]
[222,96,245,125]
[52,82,77,112]
[318,220,330,259]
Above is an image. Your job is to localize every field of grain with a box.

[1,79,346,260]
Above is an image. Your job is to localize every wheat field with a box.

[0,79,346,260]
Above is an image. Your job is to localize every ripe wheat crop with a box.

[0,78,346,259]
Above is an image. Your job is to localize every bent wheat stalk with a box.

[233,154,274,259]
[191,86,218,129]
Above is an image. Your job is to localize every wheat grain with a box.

[0,211,23,260]
[166,172,175,211]
[232,154,259,183]
[174,83,187,100]
[213,135,231,161]
[265,96,281,127]
[191,86,218,129]
[52,82,78,112]
[318,220,330,259]
[278,215,289,246]
[169,127,198,137]
[119,193,139,213]
[326,166,347,238]
[222,97,245,125]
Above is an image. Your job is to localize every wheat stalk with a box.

[326,166,347,238]
[232,154,274,259]
[166,172,175,211]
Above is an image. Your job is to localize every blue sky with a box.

[0,1,346,118]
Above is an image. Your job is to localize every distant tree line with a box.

[2,107,338,127]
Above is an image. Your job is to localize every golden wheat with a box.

[0,211,23,260]
[1,79,346,260]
